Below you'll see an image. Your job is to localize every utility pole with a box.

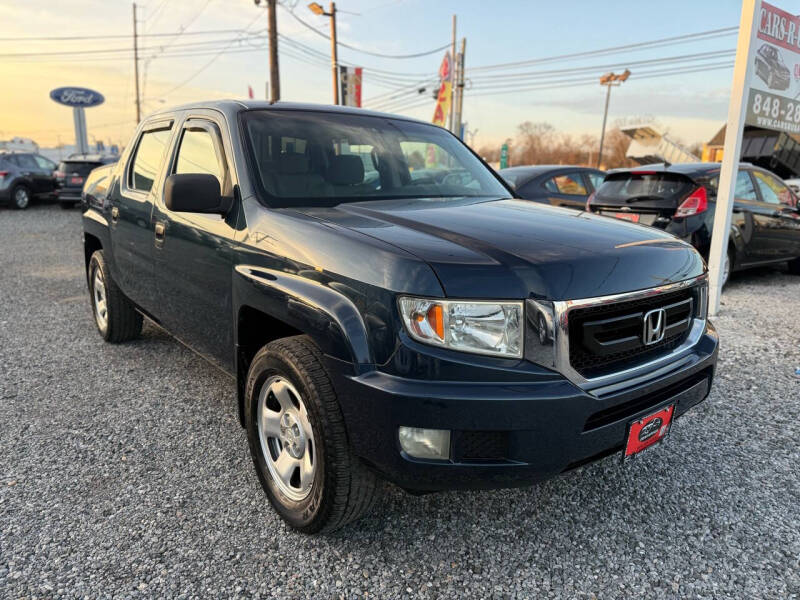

[453,37,466,138]
[596,69,629,168]
[448,15,456,133]
[267,0,280,102]
[330,2,339,105]
[132,2,141,123]
[308,2,339,105]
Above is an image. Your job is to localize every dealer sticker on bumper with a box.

[623,404,674,461]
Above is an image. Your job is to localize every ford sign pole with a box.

[707,0,760,317]
[72,106,88,154]
[49,87,105,157]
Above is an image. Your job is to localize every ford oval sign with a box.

[49,87,105,108]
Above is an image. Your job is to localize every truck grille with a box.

[567,287,695,378]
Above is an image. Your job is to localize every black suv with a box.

[0,151,57,209]
[587,163,800,286]
[55,154,118,209]
[81,101,718,532]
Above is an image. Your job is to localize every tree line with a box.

[478,121,638,170]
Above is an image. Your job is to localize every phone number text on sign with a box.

[746,89,800,133]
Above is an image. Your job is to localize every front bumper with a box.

[328,324,718,491]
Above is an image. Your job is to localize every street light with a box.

[597,69,630,168]
[308,2,339,105]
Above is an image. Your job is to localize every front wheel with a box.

[88,250,143,343]
[245,336,380,533]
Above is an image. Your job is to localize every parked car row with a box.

[0,150,116,210]
[500,162,800,286]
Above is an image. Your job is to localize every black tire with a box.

[245,335,379,533]
[87,250,143,343]
[59,201,77,210]
[721,246,734,289]
[788,256,800,275]
[10,184,31,210]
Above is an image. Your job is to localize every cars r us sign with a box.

[49,87,105,108]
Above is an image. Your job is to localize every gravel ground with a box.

[1,203,799,599]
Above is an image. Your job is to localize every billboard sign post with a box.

[707,0,761,316]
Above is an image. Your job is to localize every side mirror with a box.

[164,173,226,214]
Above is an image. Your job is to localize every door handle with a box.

[154,221,166,241]
[111,206,119,224]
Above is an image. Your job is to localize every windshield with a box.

[241,110,509,207]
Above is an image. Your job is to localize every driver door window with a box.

[174,127,225,189]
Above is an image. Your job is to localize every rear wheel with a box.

[721,246,733,288]
[11,185,31,210]
[245,336,379,533]
[88,250,143,343]
[788,256,800,275]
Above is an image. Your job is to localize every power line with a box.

[280,4,449,59]
[0,27,256,42]
[159,11,267,98]
[367,48,736,110]
[466,49,735,83]
[365,26,738,111]
[0,31,268,58]
[469,26,738,73]
[468,62,736,98]
[381,61,735,114]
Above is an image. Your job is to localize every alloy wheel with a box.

[14,187,30,209]
[257,376,316,501]
[92,269,108,332]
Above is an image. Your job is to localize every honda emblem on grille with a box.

[642,308,666,345]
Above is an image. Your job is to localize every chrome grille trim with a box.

[526,274,708,396]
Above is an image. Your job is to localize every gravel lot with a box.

[1,203,799,599]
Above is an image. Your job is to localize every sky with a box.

[0,0,745,152]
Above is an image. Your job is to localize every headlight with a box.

[398,297,523,358]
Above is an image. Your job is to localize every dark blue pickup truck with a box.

[81,101,718,533]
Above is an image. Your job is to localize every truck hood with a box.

[293,197,705,301]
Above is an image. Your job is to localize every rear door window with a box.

[34,155,56,171]
[129,126,173,193]
[550,174,587,195]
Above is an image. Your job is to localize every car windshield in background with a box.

[596,172,693,202]
[241,110,508,207]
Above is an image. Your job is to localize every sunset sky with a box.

[0,0,742,151]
